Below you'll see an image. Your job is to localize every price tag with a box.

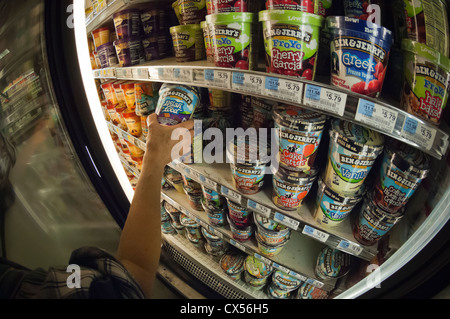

[289,270,307,282]
[400,117,436,150]
[220,186,242,203]
[229,239,247,252]
[231,72,264,95]
[199,175,218,191]
[265,76,303,104]
[106,68,116,78]
[355,99,398,134]
[303,84,347,116]
[337,240,363,256]
[208,226,223,238]
[254,253,272,265]
[306,278,324,288]
[273,212,299,230]
[158,68,174,81]
[116,68,132,78]
[183,166,191,175]
[93,70,101,78]
[272,263,290,274]
[204,70,231,89]
[193,69,205,84]
[247,200,271,218]
[133,68,149,79]
[173,68,193,83]
[148,68,159,80]
[302,225,329,243]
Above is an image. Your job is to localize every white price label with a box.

[265,76,303,104]
[303,84,347,116]
[247,200,271,218]
[253,253,272,265]
[173,68,193,83]
[189,169,201,180]
[133,68,149,79]
[231,72,264,95]
[148,68,159,80]
[205,69,231,89]
[229,239,247,252]
[199,175,218,191]
[116,68,132,78]
[273,212,299,230]
[220,186,242,203]
[158,68,174,81]
[302,225,329,243]
[193,69,205,84]
[208,226,223,238]
[306,278,324,289]
[355,99,398,134]
[289,270,307,282]
[337,240,363,256]
[272,263,290,274]
[93,70,101,78]
[400,117,436,150]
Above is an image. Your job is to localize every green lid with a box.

[258,10,323,27]
[169,23,201,33]
[205,12,255,24]
[402,39,450,73]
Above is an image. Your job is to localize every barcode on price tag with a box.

[400,117,436,150]
[247,200,271,217]
[173,68,193,83]
[231,72,264,95]
[302,225,329,243]
[355,99,398,134]
[303,84,347,116]
[265,76,303,104]
[220,186,242,203]
[337,240,362,256]
[273,212,299,230]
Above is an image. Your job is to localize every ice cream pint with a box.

[323,119,384,196]
[135,82,159,116]
[92,27,111,49]
[268,283,292,299]
[272,166,318,211]
[315,246,351,280]
[327,16,393,97]
[170,24,204,62]
[244,270,268,289]
[209,0,251,13]
[97,42,118,68]
[121,83,136,111]
[400,39,450,126]
[273,104,327,173]
[259,10,323,79]
[353,194,406,246]
[265,0,315,12]
[244,255,273,278]
[114,37,142,67]
[295,282,329,299]
[113,9,141,40]
[220,251,245,281]
[122,109,142,137]
[314,177,365,227]
[255,231,289,257]
[178,0,207,25]
[271,270,302,292]
[403,0,449,57]
[343,0,383,24]
[227,216,254,241]
[373,139,430,213]
[201,184,226,210]
[206,12,255,69]
[227,199,253,227]
[155,84,200,125]
[200,21,214,63]
[140,8,158,36]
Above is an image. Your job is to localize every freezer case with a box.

[57,0,450,299]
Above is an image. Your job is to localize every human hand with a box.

[143,113,194,169]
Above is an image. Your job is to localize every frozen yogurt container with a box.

[170,24,205,62]
[374,139,430,213]
[314,177,365,227]
[272,104,327,172]
[155,84,200,126]
[265,0,315,12]
[315,246,351,280]
[400,39,450,125]
[201,21,214,63]
[272,166,318,211]
[323,119,384,196]
[114,37,142,67]
[113,9,141,39]
[259,10,323,79]
[220,251,246,281]
[206,12,256,70]
[327,16,393,97]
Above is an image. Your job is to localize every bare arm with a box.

[116,113,193,298]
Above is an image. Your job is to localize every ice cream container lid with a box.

[255,230,290,247]
[244,255,273,278]
[316,246,351,279]
[326,16,393,44]
[272,104,327,132]
[92,27,111,34]
[113,8,140,18]
[272,165,318,185]
[330,119,384,154]
[220,252,245,275]
[402,39,450,73]
[205,12,255,24]
[226,136,271,166]
[113,36,141,46]
[383,139,431,179]
[180,213,199,228]
[258,10,323,27]
[272,270,302,291]
[170,23,201,34]
[254,213,288,232]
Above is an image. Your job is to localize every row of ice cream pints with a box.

[161,197,351,299]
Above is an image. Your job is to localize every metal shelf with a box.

[161,188,338,293]
[94,58,449,160]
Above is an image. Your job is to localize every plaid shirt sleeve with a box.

[0,247,145,299]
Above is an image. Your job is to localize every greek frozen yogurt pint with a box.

[273,104,327,173]
[373,139,430,213]
[323,119,384,196]
[400,39,450,125]
[315,246,351,280]
[272,166,318,211]
[314,177,365,227]
[206,12,256,69]
[327,16,393,97]
[170,24,205,62]
[155,84,201,126]
[259,10,323,79]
